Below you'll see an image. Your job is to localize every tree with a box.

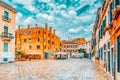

[78,48,86,53]
[15,48,26,60]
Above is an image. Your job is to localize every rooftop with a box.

[0,0,16,13]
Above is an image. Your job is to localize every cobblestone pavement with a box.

[0,59,107,80]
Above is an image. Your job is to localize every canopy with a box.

[44,52,51,55]
[54,52,67,55]
[27,51,42,55]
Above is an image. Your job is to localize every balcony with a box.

[2,15,11,22]
[113,5,120,20]
[1,32,14,41]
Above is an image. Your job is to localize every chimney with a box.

[35,24,38,27]
[27,25,30,29]
[18,25,21,30]
[45,23,48,30]
[53,30,56,35]
[49,27,52,33]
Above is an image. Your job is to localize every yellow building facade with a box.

[0,1,16,63]
[15,24,60,59]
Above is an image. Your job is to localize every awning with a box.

[54,52,67,55]
[27,51,42,55]
[44,52,51,55]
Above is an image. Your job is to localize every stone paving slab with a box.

[0,59,106,80]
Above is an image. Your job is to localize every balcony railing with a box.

[2,15,11,22]
[112,5,120,20]
[1,32,14,41]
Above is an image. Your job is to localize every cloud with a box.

[68,27,83,33]
[60,10,77,18]
[13,0,36,12]
[36,13,54,21]
[40,0,50,3]
[13,0,33,5]
[1,0,102,40]
[23,17,36,26]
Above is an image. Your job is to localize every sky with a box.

[2,0,102,40]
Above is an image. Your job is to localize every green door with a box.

[4,43,8,52]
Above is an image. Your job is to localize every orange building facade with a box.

[15,24,60,59]
[74,38,86,45]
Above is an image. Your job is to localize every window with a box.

[117,36,120,72]
[24,32,27,35]
[48,34,50,37]
[37,45,40,49]
[4,26,8,33]
[29,45,32,49]
[44,46,46,49]
[24,39,26,43]
[29,38,32,42]
[3,58,8,61]
[52,42,54,45]
[48,40,50,43]
[104,52,106,68]
[38,31,40,34]
[4,11,9,20]
[115,0,120,6]
[19,32,22,35]
[64,45,66,48]
[52,36,54,38]
[101,48,103,60]
[4,43,8,52]
[70,45,72,48]
[28,31,32,34]
[110,3,113,22]
[37,38,40,42]
[104,44,106,50]
[108,51,111,72]
[44,39,46,42]
[99,29,101,39]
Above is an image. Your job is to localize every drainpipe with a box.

[113,25,117,80]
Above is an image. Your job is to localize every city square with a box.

[0,59,110,80]
[0,0,120,80]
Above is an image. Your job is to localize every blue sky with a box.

[2,0,102,40]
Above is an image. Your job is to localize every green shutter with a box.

[4,11,9,20]
[4,26,8,33]
[4,43,8,52]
